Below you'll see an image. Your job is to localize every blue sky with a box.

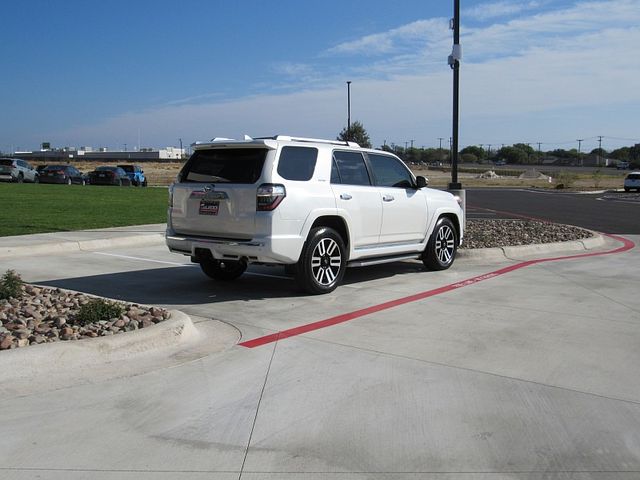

[1,0,639,153]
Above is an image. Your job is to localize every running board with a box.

[348,253,421,268]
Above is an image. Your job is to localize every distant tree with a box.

[496,146,527,164]
[590,147,607,157]
[379,143,393,152]
[337,121,372,148]
[512,143,535,155]
[610,147,630,161]
[460,145,485,160]
[630,144,640,162]
[460,153,477,163]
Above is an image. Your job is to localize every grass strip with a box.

[0,183,167,236]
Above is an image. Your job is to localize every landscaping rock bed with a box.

[0,285,170,350]
[463,219,593,249]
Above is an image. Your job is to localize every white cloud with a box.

[465,1,546,21]
[51,0,640,151]
[326,19,449,56]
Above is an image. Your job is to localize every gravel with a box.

[463,219,593,249]
[0,285,170,350]
[0,219,595,351]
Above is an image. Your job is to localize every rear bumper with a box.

[166,228,304,264]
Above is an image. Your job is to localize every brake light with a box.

[256,183,286,211]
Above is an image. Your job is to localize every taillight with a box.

[256,183,286,211]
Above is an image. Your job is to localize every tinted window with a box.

[368,154,414,188]
[44,165,66,171]
[628,174,640,180]
[118,165,134,172]
[277,146,317,181]
[182,148,267,184]
[0,159,14,166]
[331,151,371,186]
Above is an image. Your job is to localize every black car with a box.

[88,166,132,186]
[39,165,86,185]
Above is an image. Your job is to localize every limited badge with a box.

[199,200,219,215]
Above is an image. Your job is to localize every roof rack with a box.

[255,135,361,148]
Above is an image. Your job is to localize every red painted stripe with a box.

[239,234,635,348]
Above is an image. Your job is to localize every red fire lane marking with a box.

[239,234,635,349]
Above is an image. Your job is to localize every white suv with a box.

[166,135,464,294]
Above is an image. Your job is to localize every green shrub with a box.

[0,270,24,300]
[75,298,124,325]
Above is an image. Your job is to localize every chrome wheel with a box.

[434,224,455,265]
[423,217,457,271]
[296,227,346,294]
[311,237,342,286]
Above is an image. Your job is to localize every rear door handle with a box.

[340,193,352,200]
[383,195,394,202]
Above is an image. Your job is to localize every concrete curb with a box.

[0,233,165,259]
[458,231,606,261]
[0,310,196,380]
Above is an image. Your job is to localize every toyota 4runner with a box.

[166,135,464,294]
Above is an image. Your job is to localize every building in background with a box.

[12,146,185,162]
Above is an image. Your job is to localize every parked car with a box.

[87,166,132,186]
[117,164,147,186]
[39,164,86,185]
[624,172,640,192]
[36,164,49,174]
[617,161,630,170]
[0,158,39,183]
[166,135,464,294]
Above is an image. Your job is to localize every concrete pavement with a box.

[0,225,639,478]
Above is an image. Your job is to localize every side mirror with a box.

[416,176,429,188]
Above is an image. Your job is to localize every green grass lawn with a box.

[0,183,168,236]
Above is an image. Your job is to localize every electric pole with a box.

[597,135,603,166]
[346,81,352,140]
[448,0,462,189]
[577,138,583,166]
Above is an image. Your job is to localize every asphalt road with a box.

[466,188,640,233]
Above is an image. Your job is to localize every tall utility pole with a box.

[410,139,414,149]
[577,138,583,166]
[448,0,462,189]
[597,135,603,166]
[438,137,444,150]
[346,81,352,140]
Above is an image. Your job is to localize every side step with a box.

[348,253,422,268]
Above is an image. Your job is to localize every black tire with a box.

[422,217,457,271]
[624,188,630,192]
[295,227,346,295]
[142,180,148,187]
[66,177,72,185]
[200,258,247,281]
[16,173,24,183]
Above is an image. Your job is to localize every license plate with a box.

[199,200,219,215]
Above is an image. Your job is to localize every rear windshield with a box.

[181,148,267,184]
[628,174,640,180]
[96,166,117,171]
[44,165,67,170]
[0,159,14,166]
[118,165,134,172]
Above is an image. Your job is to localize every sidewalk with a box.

[0,223,166,259]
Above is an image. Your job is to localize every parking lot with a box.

[1,210,639,478]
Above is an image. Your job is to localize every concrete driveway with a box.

[1,234,640,479]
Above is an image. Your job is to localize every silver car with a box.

[0,158,39,183]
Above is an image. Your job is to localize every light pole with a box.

[346,81,352,141]
[448,0,462,189]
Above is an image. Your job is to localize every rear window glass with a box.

[182,148,267,184]
[628,174,640,180]
[277,146,318,181]
[118,165,134,172]
[44,165,66,170]
[0,160,14,166]
[96,166,117,171]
